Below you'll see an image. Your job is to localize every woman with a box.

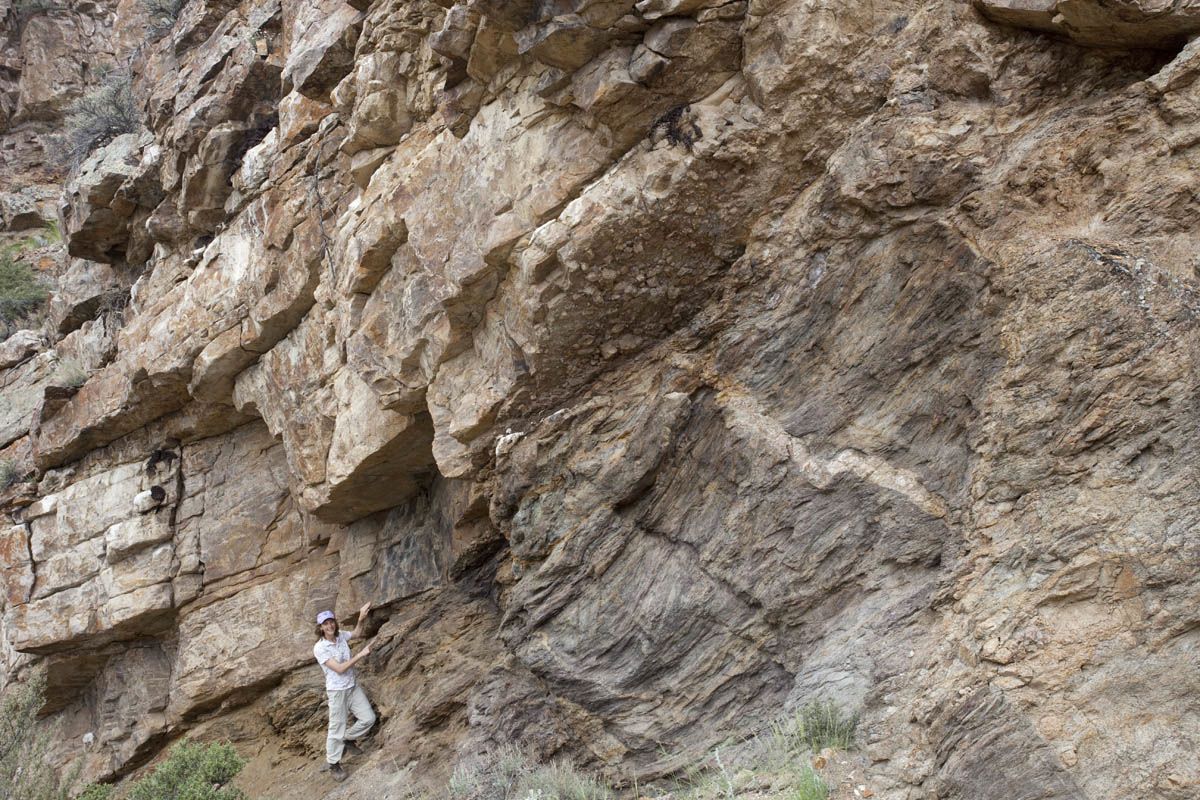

[313,601,376,782]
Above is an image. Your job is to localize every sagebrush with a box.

[0,459,19,488]
[83,740,247,800]
[448,747,612,800]
[59,73,140,166]
[124,740,247,800]
[53,358,88,389]
[140,0,185,39]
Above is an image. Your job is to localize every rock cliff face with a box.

[1,0,1199,797]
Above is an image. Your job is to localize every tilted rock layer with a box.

[0,0,1198,797]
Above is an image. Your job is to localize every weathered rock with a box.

[3,0,1200,798]
[0,524,34,609]
[975,0,1200,48]
[340,52,413,156]
[48,258,122,335]
[0,184,56,230]
[167,554,340,720]
[60,132,162,265]
[282,0,364,101]
[515,14,610,72]
[0,351,57,450]
[0,329,44,370]
[13,6,119,123]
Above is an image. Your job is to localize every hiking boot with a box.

[344,740,363,757]
[330,763,348,782]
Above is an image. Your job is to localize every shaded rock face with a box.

[1,0,1200,799]
[975,0,1200,48]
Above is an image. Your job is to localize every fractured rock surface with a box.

[0,0,1198,798]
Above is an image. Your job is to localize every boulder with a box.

[48,259,122,336]
[974,0,1200,47]
[60,133,161,265]
[282,0,364,101]
[0,329,44,370]
[0,185,57,230]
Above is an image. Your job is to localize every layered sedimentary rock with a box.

[0,0,1198,798]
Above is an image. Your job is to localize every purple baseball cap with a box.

[316,610,336,624]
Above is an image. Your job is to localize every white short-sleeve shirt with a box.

[314,630,356,691]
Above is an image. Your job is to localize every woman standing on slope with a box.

[314,602,377,782]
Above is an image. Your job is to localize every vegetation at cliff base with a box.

[431,700,858,799]
[62,741,247,800]
[0,673,248,800]
[770,700,859,755]
[126,740,246,800]
[69,741,247,800]
[0,670,82,800]
[448,747,611,800]
[662,700,858,800]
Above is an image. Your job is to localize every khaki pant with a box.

[326,684,376,765]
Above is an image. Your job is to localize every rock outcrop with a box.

[976,0,1200,48]
[1,0,1199,798]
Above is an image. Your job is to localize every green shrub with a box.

[60,74,140,166]
[0,670,81,800]
[789,766,829,800]
[1,675,248,800]
[0,252,48,329]
[74,742,248,800]
[767,701,858,759]
[122,740,246,800]
[794,700,858,752]
[75,786,113,800]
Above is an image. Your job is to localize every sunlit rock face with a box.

[0,0,1198,798]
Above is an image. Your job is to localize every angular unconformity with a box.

[489,362,956,764]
